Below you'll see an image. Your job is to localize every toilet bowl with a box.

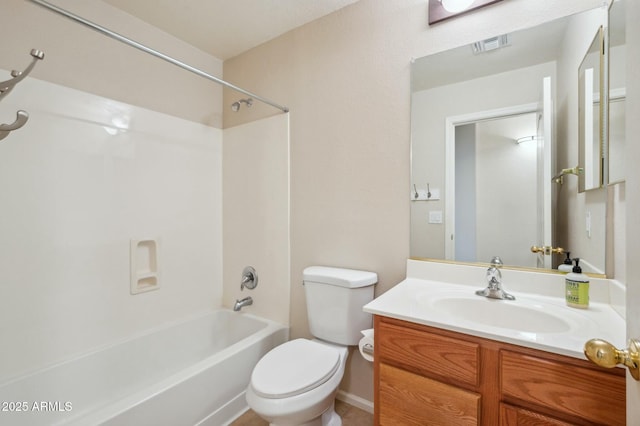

[246,339,348,426]
[245,266,377,426]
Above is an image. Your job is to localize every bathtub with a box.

[0,310,288,426]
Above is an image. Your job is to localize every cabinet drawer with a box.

[500,350,625,425]
[500,403,574,426]
[378,319,480,387]
[380,363,480,425]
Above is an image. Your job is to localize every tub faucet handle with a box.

[241,266,258,291]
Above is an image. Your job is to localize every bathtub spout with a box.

[233,296,253,311]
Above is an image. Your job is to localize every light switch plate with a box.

[429,211,443,224]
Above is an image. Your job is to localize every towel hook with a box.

[0,70,22,102]
[0,49,44,142]
[0,49,44,100]
[0,111,29,141]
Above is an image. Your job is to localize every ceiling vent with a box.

[471,34,510,54]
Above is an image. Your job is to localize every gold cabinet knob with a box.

[584,338,640,380]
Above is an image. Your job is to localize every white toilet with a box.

[246,266,377,426]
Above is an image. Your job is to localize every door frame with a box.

[444,102,540,260]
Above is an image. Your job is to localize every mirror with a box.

[578,27,604,192]
[608,0,626,184]
[410,7,609,273]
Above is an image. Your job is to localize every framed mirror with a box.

[578,27,605,192]
[410,6,609,274]
[608,0,626,184]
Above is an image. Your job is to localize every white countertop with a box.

[364,261,626,360]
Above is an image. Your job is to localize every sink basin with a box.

[413,288,586,335]
[427,296,572,333]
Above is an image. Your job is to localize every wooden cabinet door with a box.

[500,351,625,425]
[379,363,480,425]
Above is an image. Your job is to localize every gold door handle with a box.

[530,245,566,255]
[584,338,640,380]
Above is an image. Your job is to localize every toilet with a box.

[246,266,377,426]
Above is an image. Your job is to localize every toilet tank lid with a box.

[303,266,377,288]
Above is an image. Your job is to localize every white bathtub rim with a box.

[60,311,287,425]
[0,308,275,387]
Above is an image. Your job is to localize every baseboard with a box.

[336,390,374,414]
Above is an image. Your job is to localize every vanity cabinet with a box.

[374,316,625,426]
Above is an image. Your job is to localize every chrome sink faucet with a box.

[475,256,515,300]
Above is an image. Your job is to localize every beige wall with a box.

[223,0,603,402]
[1,0,223,127]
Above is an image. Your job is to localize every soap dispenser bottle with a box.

[565,258,589,308]
[558,252,573,273]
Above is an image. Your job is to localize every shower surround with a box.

[0,74,223,382]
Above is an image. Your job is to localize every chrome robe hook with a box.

[0,49,44,96]
[0,111,29,141]
[1,49,44,142]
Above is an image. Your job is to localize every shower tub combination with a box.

[0,310,287,426]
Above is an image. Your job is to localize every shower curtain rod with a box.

[27,0,289,113]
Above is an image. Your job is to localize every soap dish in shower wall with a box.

[130,238,160,294]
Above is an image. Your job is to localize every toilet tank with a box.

[303,266,377,346]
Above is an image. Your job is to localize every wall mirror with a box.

[410,6,608,274]
[578,27,604,192]
[608,0,626,184]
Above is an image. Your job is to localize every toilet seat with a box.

[250,339,340,399]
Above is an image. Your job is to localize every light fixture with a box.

[440,0,475,13]
[429,0,503,25]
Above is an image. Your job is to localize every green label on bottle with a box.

[566,279,589,308]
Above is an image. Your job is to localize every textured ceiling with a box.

[103,0,360,60]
